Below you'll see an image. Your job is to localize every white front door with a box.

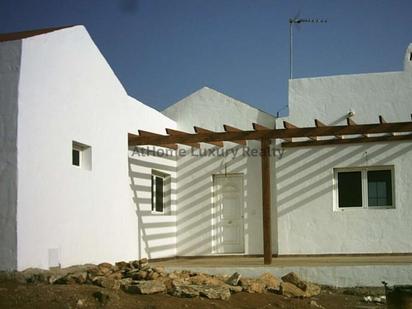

[213,174,244,253]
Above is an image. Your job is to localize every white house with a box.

[0,26,178,270]
[0,25,411,271]
[278,45,412,255]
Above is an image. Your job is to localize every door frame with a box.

[212,173,245,254]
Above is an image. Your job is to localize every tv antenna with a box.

[289,17,327,79]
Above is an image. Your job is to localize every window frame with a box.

[151,170,170,214]
[333,166,395,211]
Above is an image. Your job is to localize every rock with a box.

[240,279,266,294]
[139,258,149,266]
[93,291,110,305]
[259,273,281,291]
[198,285,231,300]
[54,272,88,285]
[97,263,113,275]
[126,280,166,295]
[279,282,306,298]
[304,282,321,297]
[247,281,266,294]
[152,266,165,274]
[168,272,179,280]
[225,272,241,286]
[281,272,307,291]
[115,261,130,271]
[225,284,243,293]
[107,271,122,280]
[189,273,223,286]
[171,283,231,300]
[147,271,160,280]
[172,284,200,298]
[118,278,133,289]
[130,260,140,269]
[140,265,151,271]
[131,270,148,280]
[93,276,121,290]
[281,272,321,297]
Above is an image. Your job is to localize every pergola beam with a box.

[165,128,201,148]
[282,133,412,148]
[379,115,396,136]
[136,130,178,150]
[223,125,247,145]
[347,117,368,137]
[315,119,342,139]
[252,122,292,141]
[284,121,317,141]
[128,121,412,146]
[193,126,224,147]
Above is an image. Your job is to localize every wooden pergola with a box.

[128,115,412,264]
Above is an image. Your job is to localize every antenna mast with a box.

[289,18,327,79]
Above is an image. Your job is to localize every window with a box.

[151,170,171,214]
[72,141,92,170]
[72,147,81,167]
[334,166,394,209]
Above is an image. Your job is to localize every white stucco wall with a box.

[15,26,177,270]
[164,87,278,256]
[277,48,412,255]
[0,40,20,270]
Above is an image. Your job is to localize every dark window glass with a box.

[151,175,154,210]
[338,171,362,207]
[151,175,164,212]
[367,170,392,206]
[72,149,80,166]
[155,176,164,212]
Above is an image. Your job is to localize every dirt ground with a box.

[0,280,386,309]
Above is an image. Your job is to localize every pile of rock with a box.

[20,259,321,301]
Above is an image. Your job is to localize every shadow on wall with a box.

[175,144,256,256]
[277,142,412,218]
[128,147,177,259]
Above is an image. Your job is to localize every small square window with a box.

[72,141,92,170]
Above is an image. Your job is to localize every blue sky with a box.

[0,0,411,115]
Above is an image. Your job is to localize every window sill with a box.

[334,206,396,212]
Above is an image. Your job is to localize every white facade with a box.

[164,47,412,257]
[0,25,411,271]
[277,47,412,255]
[0,26,178,270]
[163,87,277,256]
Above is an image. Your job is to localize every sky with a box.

[0,0,411,116]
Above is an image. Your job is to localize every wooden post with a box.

[261,138,272,264]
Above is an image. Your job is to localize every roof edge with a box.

[0,25,78,43]
[163,86,278,120]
